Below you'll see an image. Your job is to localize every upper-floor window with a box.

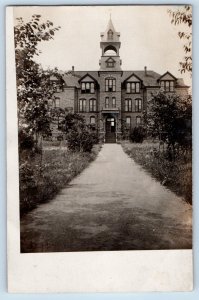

[136,116,141,126]
[107,61,115,68]
[108,29,113,40]
[125,99,132,112]
[160,80,174,92]
[79,99,86,112]
[112,97,116,108]
[126,82,140,94]
[105,78,116,92]
[89,99,97,112]
[81,82,95,94]
[135,99,142,112]
[105,97,109,108]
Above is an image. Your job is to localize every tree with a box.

[14,15,61,150]
[168,5,192,75]
[130,126,146,143]
[146,91,192,154]
[60,113,98,152]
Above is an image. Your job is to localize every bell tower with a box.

[99,16,122,71]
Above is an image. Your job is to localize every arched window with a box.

[135,99,142,112]
[108,29,113,40]
[79,99,86,112]
[125,99,132,112]
[105,97,109,108]
[105,78,116,92]
[104,45,117,56]
[89,99,97,112]
[112,97,116,108]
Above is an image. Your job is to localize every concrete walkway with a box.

[21,144,192,252]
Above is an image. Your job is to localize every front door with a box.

[105,117,116,143]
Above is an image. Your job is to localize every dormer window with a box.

[81,82,95,94]
[160,80,174,92]
[126,82,140,94]
[106,58,115,68]
[108,29,113,40]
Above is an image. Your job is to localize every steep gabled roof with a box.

[61,70,188,88]
[78,73,99,85]
[157,71,177,81]
[123,72,143,84]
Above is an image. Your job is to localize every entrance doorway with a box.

[105,117,116,143]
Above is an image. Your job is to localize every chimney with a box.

[144,66,147,76]
[72,66,74,74]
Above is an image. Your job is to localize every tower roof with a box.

[106,16,116,32]
[100,16,120,42]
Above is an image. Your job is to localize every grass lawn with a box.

[19,144,102,215]
[121,141,192,204]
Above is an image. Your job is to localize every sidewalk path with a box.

[21,144,192,252]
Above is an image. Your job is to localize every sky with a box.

[13,5,192,87]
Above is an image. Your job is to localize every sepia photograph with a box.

[12,5,192,254]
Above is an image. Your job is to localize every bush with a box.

[67,127,98,152]
[18,128,35,151]
[61,112,98,152]
[130,126,146,143]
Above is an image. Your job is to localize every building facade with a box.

[50,18,189,142]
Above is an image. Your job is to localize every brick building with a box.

[50,18,189,142]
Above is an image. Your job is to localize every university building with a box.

[50,18,189,142]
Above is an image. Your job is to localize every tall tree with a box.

[14,15,61,149]
[168,5,192,75]
[146,91,192,153]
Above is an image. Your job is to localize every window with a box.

[108,29,113,40]
[112,97,116,108]
[170,81,174,92]
[105,78,116,92]
[125,99,132,112]
[90,116,96,125]
[126,117,131,128]
[136,116,141,126]
[105,97,109,108]
[89,99,97,112]
[55,98,60,108]
[79,99,86,112]
[135,99,142,112]
[81,82,95,94]
[160,80,175,92]
[126,82,140,94]
[107,61,115,68]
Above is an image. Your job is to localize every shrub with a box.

[18,128,35,151]
[130,126,146,143]
[61,112,98,152]
[67,127,98,152]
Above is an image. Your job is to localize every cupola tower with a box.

[99,16,122,71]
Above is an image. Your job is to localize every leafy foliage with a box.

[20,145,101,215]
[168,5,192,75]
[130,126,146,143]
[60,113,98,152]
[122,142,192,204]
[14,15,61,149]
[146,91,192,153]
